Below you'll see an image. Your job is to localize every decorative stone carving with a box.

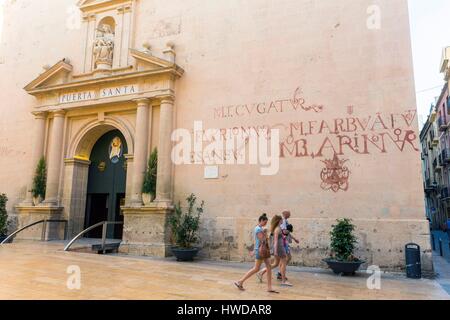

[93,24,115,70]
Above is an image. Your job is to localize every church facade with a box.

[0,0,431,271]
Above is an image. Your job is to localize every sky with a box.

[0,0,447,128]
[408,0,450,128]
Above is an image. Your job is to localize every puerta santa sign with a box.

[59,84,138,104]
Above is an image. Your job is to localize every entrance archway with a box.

[84,129,128,239]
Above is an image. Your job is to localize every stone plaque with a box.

[204,166,219,179]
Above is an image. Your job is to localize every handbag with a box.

[258,237,271,259]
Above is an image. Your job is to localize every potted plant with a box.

[323,218,365,275]
[31,157,46,206]
[0,194,8,242]
[169,193,204,261]
[142,148,157,205]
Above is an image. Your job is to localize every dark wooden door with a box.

[85,130,128,239]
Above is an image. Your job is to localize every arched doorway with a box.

[85,129,127,239]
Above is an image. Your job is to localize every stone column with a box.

[155,97,174,204]
[44,110,66,206]
[130,98,150,205]
[22,111,47,205]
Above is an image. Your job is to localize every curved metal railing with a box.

[1,219,68,245]
[64,221,123,253]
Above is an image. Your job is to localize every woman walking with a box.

[234,213,279,293]
[257,215,293,287]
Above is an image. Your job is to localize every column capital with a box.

[31,111,47,120]
[82,13,96,21]
[159,96,175,105]
[50,109,66,118]
[133,98,151,107]
[117,5,132,14]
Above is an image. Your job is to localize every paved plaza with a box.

[0,241,448,300]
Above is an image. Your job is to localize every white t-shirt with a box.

[281,218,292,243]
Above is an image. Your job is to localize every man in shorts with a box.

[277,210,300,280]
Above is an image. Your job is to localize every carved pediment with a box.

[130,49,184,76]
[24,59,73,92]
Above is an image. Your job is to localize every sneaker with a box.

[277,273,288,281]
[280,281,293,287]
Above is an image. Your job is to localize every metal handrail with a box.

[1,219,68,245]
[64,221,123,253]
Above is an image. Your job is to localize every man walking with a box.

[277,210,299,280]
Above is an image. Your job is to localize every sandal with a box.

[234,282,245,291]
[256,273,263,283]
[268,289,280,294]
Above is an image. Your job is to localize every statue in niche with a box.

[93,24,115,69]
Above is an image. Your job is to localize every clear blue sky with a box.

[408,0,450,127]
[0,0,446,127]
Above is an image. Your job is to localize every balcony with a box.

[442,149,450,164]
[439,117,449,132]
[431,131,439,147]
[432,138,440,147]
[425,178,438,193]
[434,156,443,171]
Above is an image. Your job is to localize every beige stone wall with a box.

[0,0,429,270]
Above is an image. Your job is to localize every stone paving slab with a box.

[0,241,448,300]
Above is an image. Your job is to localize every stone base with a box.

[119,204,173,258]
[198,217,434,273]
[14,205,65,241]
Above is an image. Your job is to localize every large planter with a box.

[323,258,365,276]
[171,247,200,261]
[142,193,154,206]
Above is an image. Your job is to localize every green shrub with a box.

[169,194,204,249]
[32,157,46,198]
[142,148,157,196]
[329,218,358,262]
[0,194,8,236]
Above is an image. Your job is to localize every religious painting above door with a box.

[109,137,123,164]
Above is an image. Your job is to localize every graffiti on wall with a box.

[203,87,418,191]
[320,154,350,192]
[213,87,323,119]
